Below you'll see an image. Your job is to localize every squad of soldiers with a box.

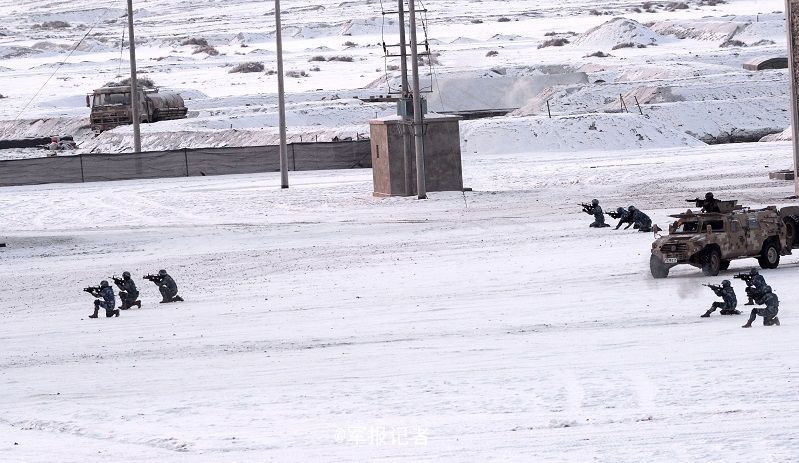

[701,269,779,328]
[579,192,783,329]
[85,269,183,319]
[580,199,652,232]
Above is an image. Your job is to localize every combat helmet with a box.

[705,192,714,200]
[591,199,599,206]
[628,205,636,212]
[122,271,131,278]
[722,280,731,287]
[750,268,759,275]
[159,269,167,276]
[100,280,109,287]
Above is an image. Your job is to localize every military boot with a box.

[773,317,780,326]
[135,300,142,308]
[741,322,752,328]
[744,299,754,306]
[88,308,99,319]
[173,295,184,302]
[120,301,130,310]
[114,309,120,317]
[701,310,712,318]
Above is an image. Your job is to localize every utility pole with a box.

[786,0,799,195]
[408,0,426,199]
[275,0,289,189]
[127,0,141,153]
[398,0,413,196]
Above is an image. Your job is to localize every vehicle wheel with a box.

[701,247,721,276]
[784,217,797,248]
[720,259,731,271]
[650,254,669,279]
[758,239,780,269]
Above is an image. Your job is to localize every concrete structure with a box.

[369,115,463,197]
[743,56,788,71]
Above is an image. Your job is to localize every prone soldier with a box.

[581,199,610,228]
[701,280,740,317]
[112,271,141,310]
[144,269,184,303]
[742,285,780,328]
[686,192,721,213]
[85,280,119,318]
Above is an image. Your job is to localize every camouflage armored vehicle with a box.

[86,86,188,133]
[650,203,799,278]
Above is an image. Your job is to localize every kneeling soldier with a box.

[145,269,184,303]
[742,285,780,328]
[113,271,141,310]
[701,280,739,317]
[87,280,119,318]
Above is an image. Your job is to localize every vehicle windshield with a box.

[93,92,130,106]
[672,219,725,233]
[673,220,699,233]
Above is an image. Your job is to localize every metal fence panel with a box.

[0,156,83,186]
[0,140,371,187]
[81,151,188,182]
[186,146,281,176]
[292,140,372,171]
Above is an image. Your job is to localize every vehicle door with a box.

[743,217,761,255]
[727,218,746,258]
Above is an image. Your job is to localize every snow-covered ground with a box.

[3,0,799,461]
[2,140,799,462]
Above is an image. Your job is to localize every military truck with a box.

[87,86,188,133]
[650,202,799,278]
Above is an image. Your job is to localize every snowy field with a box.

[3,0,799,461]
[2,140,799,462]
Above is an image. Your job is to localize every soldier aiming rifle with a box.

[734,269,766,305]
[700,280,739,317]
[742,285,780,328]
[85,280,119,318]
[685,192,720,213]
[143,269,184,303]
[581,199,610,228]
[112,271,141,310]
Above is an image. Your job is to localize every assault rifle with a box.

[606,210,624,219]
[703,283,722,292]
[111,275,124,286]
[580,203,594,214]
[83,285,101,295]
[733,273,754,284]
[143,274,163,284]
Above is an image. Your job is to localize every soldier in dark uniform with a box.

[686,192,721,213]
[584,199,610,228]
[89,280,119,318]
[114,271,141,310]
[744,268,767,305]
[701,280,739,317]
[742,285,780,327]
[628,206,652,233]
[156,269,184,303]
[614,207,634,230]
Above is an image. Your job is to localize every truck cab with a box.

[87,86,148,133]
